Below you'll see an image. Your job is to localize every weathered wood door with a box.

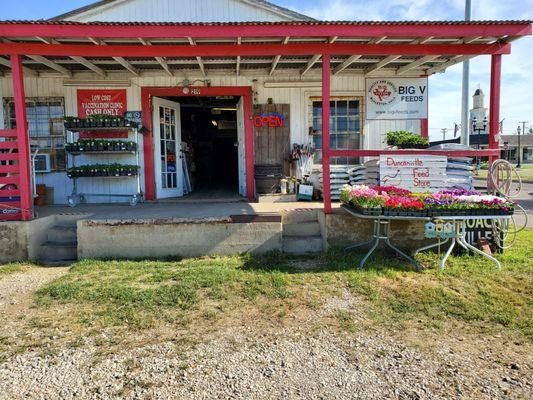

[253,104,290,166]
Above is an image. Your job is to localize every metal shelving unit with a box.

[65,126,143,206]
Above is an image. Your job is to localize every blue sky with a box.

[1,0,532,139]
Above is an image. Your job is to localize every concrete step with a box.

[283,221,321,237]
[40,259,77,267]
[282,236,323,254]
[280,209,319,224]
[47,225,77,242]
[41,241,78,262]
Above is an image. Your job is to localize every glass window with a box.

[3,97,66,171]
[311,99,361,165]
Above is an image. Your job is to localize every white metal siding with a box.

[68,0,293,22]
[0,72,420,204]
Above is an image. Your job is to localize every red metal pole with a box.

[489,54,502,164]
[322,54,332,214]
[420,118,429,139]
[243,90,255,200]
[140,88,155,201]
[10,55,32,220]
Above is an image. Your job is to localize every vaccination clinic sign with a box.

[366,78,428,120]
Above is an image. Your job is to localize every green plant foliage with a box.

[386,130,429,149]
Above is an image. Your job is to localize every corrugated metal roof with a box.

[1,19,531,26]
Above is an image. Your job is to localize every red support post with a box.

[243,91,255,200]
[489,54,502,164]
[322,54,332,214]
[420,118,429,139]
[10,55,32,220]
[140,88,154,201]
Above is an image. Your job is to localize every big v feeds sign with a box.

[366,77,428,120]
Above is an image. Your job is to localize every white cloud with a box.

[280,0,533,138]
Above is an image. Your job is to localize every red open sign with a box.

[253,112,285,128]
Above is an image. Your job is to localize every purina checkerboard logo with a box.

[368,80,398,106]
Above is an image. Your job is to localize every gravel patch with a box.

[0,327,530,400]
[0,270,530,399]
[0,267,68,314]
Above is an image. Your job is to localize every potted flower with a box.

[340,185,385,216]
[63,116,76,130]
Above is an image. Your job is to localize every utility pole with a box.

[460,0,472,146]
[441,128,449,141]
[520,121,528,136]
[517,121,528,168]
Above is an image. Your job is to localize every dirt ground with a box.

[0,267,531,400]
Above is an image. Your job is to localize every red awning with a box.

[0,20,530,77]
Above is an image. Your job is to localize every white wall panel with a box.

[1,71,419,204]
[69,0,293,22]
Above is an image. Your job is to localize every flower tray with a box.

[345,203,382,216]
[383,209,427,217]
[64,118,127,130]
[67,171,138,178]
[358,206,382,216]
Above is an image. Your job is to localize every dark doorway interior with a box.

[166,96,239,199]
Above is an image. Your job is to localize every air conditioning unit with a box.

[33,154,51,173]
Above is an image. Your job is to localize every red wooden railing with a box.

[0,129,23,221]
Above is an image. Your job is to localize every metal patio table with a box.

[342,204,429,270]
[341,205,510,271]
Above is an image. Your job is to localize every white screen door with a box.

[153,97,183,198]
[237,97,246,197]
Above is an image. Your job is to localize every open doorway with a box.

[155,95,242,200]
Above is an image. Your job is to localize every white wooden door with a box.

[237,97,246,197]
[153,97,183,198]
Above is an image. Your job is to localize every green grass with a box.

[476,164,533,180]
[0,262,29,277]
[35,230,533,339]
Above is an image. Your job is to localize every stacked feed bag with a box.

[328,165,352,200]
[347,165,366,185]
[446,157,474,190]
[364,159,380,185]
[309,165,358,200]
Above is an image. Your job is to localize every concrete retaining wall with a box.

[320,210,432,250]
[78,217,283,259]
[0,221,28,263]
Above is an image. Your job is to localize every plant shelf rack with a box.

[65,126,143,206]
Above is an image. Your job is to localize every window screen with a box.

[3,97,66,171]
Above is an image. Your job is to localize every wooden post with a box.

[489,54,502,164]
[10,55,32,220]
[322,54,332,214]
